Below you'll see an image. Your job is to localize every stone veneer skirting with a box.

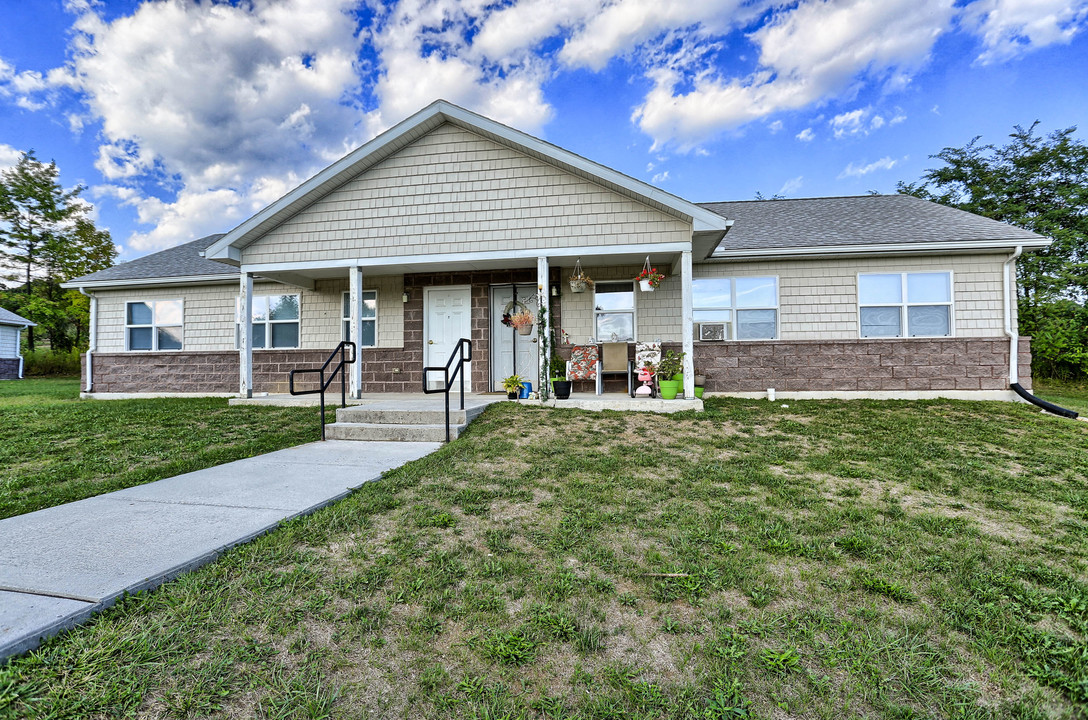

[84,337,1031,396]
[0,358,20,380]
[693,336,1031,393]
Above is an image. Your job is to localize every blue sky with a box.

[1,0,1087,263]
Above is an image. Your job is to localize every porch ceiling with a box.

[253,248,686,284]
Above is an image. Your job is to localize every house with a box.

[63,100,1048,401]
[0,308,35,380]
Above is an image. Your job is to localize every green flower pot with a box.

[694,386,704,399]
[658,379,680,399]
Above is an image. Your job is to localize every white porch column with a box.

[85,290,96,392]
[681,250,695,399]
[537,255,550,399]
[349,265,364,399]
[239,272,254,398]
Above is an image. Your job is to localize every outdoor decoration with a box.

[569,259,593,293]
[634,361,655,397]
[636,257,665,292]
[501,299,531,328]
[510,309,534,335]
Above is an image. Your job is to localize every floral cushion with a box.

[568,345,598,381]
[634,341,661,375]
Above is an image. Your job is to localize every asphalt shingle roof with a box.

[0,307,34,326]
[67,234,235,284]
[698,194,1045,254]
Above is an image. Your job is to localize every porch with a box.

[228,391,702,414]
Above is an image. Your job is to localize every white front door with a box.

[490,284,539,392]
[424,286,472,391]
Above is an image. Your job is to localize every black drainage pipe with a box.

[1010,383,1079,419]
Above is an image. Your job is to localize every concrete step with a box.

[325,422,466,443]
[334,405,485,425]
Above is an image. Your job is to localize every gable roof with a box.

[204,100,730,263]
[700,195,1049,258]
[0,307,35,327]
[63,234,237,288]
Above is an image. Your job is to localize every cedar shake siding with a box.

[239,123,693,266]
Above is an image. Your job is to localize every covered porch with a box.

[236,242,705,403]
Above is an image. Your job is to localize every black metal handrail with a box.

[422,338,472,443]
[289,341,357,440]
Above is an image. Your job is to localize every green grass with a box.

[0,376,324,519]
[2,396,1087,719]
[1035,378,1088,416]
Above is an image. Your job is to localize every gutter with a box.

[1003,245,1023,385]
[708,238,1050,261]
[81,288,96,393]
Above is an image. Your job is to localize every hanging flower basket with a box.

[509,309,534,336]
[569,258,593,293]
[636,258,665,292]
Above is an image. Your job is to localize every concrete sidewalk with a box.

[0,440,439,662]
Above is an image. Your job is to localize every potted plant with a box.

[656,350,685,399]
[551,374,572,399]
[569,259,593,294]
[502,374,524,399]
[635,266,665,292]
[694,367,706,399]
[509,310,534,336]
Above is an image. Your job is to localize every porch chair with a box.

[629,341,662,398]
[566,345,599,392]
[597,342,631,395]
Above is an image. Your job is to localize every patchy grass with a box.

[2,397,1087,719]
[1035,378,1088,416]
[0,376,323,519]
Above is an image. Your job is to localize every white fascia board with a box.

[61,274,240,290]
[708,238,1052,261]
[207,100,729,262]
[241,242,692,275]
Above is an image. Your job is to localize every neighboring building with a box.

[0,308,35,380]
[63,100,1047,400]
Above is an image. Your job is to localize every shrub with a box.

[21,348,81,376]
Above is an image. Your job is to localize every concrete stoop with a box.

[326,404,489,442]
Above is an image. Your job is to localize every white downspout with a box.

[80,288,96,392]
[1003,245,1023,386]
[18,327,25,379]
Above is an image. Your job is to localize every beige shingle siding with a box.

[694,253,1011,339]
[241,124,692,265]
[554,253,1013,345]
[93,277,403,353]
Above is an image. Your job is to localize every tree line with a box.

[0,151,116,354]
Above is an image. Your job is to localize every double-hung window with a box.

[594,282,635,341]
[241,294,300,348]
[693,277,778,339]
[857,274,953,339]
[341,290,377,346]
[126,300,183,351]
[858,272,953,337]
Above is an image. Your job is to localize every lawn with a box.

[1,394,1085,719]
[0,377,324,520]
[1036,378,1088,417]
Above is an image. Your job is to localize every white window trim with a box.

[693,276,780,341]
[237,294,302,349]
[125,299,184,352]
[342,290,378,347]
[857,271,956,339]
[593,280,637,342]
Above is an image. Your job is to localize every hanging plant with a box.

[510,309,535,336]
[569,258,593,293]
[636,257,665,292]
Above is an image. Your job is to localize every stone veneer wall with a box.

[0,358,20,380]
[693,337,1032,393]
[84,267,565,395]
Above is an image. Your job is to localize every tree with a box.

[0,151,116,351]
[898,123,1088,378]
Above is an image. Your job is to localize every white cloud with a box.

[837,156,899,179]
[796,127,815,142]
[768,120,783,133]
[778,175,803,195]
[0,143,22,171]
[964,0,1088,63]
[633,0,955,149]
[651,170,670,183]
